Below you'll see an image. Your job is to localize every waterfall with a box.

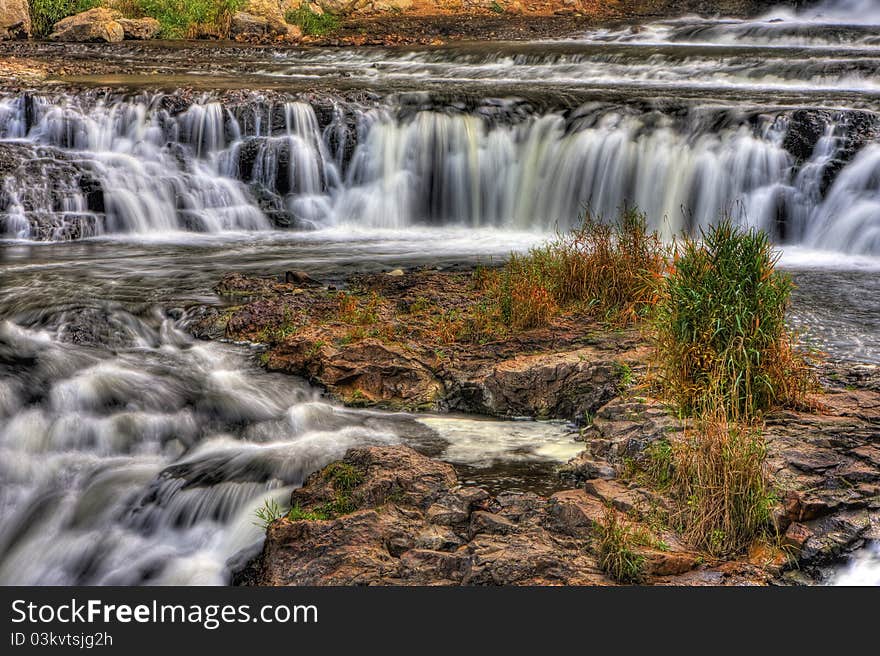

[1,92,877,252]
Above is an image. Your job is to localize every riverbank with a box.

[0,0,794,89]
[197,266,879,585]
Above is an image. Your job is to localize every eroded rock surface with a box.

[198,270,639,418]
[249,445,720,586]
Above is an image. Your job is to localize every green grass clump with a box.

[595,506,645,584]
[323,462,363,491]
[652,220,811,420]
[285,3,339,36]
[29,0,100,37]
[287,504,330,522]
[136,0,244,38]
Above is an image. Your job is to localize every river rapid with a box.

[0,0,878,585]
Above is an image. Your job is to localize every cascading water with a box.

[1,92,878,252]
[0,1,878,586]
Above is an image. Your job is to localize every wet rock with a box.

[558,452,617,483]
[0,0,29,39]
[247,444,711,586]
[546,488,604,536]
[117,17,160,40]
[269,337,444,409]
[783,109,829,163]
[469,510,516,537]
[800,511,872,565]
[49,8,124,43]
[284,270,321,286]
[783,522,813,550]
[451,347,634,421]
[231,12,272,38]
[0,142,104,240]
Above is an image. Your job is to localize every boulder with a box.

[49,8,124,43]
[450,347,629,421]
[231,11,270,38]
[0,0,30,39]
[117,17,160,40]
[243,0,293,36]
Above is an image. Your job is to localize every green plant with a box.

[284,3,340,36]
[323,462,363,491]
[253,498,286,529]
[595,506,645,584]
[136,0,244,38]
[645,438,674,489]
[287,504,329,522]
[615,361,634,389]
[490,1,504,13]
[652,220,812,420]
[29,0,99,37]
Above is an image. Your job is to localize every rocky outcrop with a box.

[49,8,124,43]
[447,347,641,421]
[248,445,716,586]
[0,0,29,39]
[267,337,445,408]
[117,17,160,40]
[203,270,639,418]
[235,0,301,39]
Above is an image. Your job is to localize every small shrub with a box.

[493,257,559,330]
[549,208,667,323]
[669,419,775,556]
[253,497,285,529]
[29,0,100,37]
[136,0,244,38]
[323,462,363,491]
[481,208,666,331]
[285,3,339,36]
[595,506,645,584]
[652,220,812,420]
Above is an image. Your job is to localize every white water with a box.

[1,93,878,253]
[0,307,580,585]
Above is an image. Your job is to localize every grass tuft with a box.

[480,208,667,331]
[285,3,339,36]
[668,418,775,556]
[136,0,244,38]
[595,505,646,584]
[651,220,812,420]
[28,0,100,37]
[253,497,285,529]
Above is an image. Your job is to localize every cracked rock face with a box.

[245,445,766,586]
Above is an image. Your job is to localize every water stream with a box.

[0,0,878,585]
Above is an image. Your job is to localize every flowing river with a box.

[0,0,878,584]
